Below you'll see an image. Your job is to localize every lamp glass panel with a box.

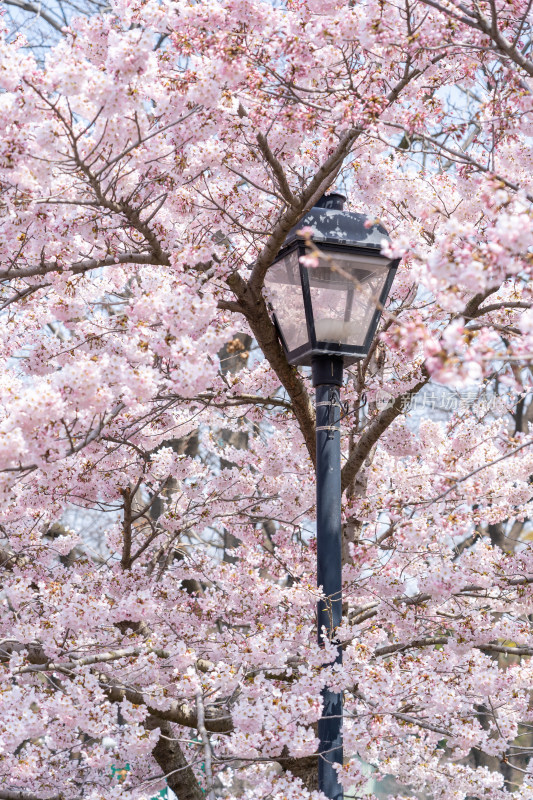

[264,249,308,351]
[307,251,389,346]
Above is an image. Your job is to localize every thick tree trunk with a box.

[147,718,204,800]
[280,753,319,792]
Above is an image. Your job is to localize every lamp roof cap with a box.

[283,193,389,251]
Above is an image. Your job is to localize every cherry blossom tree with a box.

[1,1,533,799]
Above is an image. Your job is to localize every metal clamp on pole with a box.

[316,425,341,435]
[316,387,342,439]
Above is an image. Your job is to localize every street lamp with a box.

[265,193,398,800]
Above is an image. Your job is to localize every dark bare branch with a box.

[3,0,65,33]
[0,251,168,283]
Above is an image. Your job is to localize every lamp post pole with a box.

[312,354,344,800]
[265,191,399,797]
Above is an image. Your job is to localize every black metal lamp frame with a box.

[270,242,399,367]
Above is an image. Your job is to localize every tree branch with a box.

[256,132,297,206]
[2,0,65,33]
[341,369,430,491]
[0,251,168,283]
[468,301,531,318]
[102,681,233,733]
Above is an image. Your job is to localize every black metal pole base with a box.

[313,355,344,800]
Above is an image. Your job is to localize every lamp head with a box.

[265,194,399,366]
